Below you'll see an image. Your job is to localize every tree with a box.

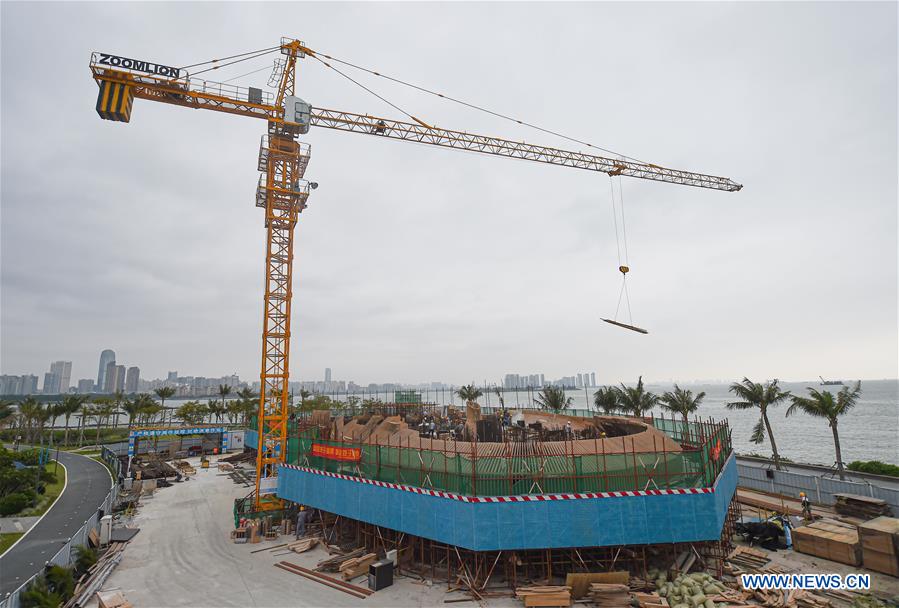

[110,391,126,428]
[77,404,93,448]
[787,381,861,480]
[660,384,706,438]
[0,400,15,429]
[18,397,50,445]
[217,384,232,419]
[58,395,88,447]
[534,386,573,413]
[176,401,209,425]
[727,378,791,470]
[492,386,506,411]
[455,384,483,405]
[207,399,225,423]
[593,386,620,414]
[122,397,143,430]
[614,376,659,418]
[154,387,176,425]
[92,400,116,446]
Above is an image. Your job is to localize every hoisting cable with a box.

[602,176,647,334]
[222,62,277,84]
[309,54,425,127]
[190,48,281,78]
[178,46,281,71]
[310,50,648,164]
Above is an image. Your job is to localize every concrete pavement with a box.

[0,449,112,598]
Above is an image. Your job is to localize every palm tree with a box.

[122,397,143,430]
[727,378,791,470]
[615,376,659,418]
[207,399,224,424]
[77,404,93,447]
[111,391,126,428]
[154,387,176,425]
[660,384,706,439]
[94,402,116,446]
[218,384,232,417]
[58,395,88,446]
[17,397,47,444]
[534,386,573,413]
[787,382,861,480]
[455,384,483,405]
[593,386,620,414]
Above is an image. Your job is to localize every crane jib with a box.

[97,53,181,79]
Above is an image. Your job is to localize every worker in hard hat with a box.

[800,492,813,520]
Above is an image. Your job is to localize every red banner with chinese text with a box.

[311,443,362,462]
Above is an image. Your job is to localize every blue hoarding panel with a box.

[276,456,737,552]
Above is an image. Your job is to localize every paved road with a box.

[736,455,899,491]
[0,449,112,598]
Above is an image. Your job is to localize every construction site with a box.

[2,7,897,607]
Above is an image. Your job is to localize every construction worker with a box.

[800,492,813,520]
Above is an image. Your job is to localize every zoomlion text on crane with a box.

[97,54,181,78]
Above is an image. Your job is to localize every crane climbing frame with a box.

[89,37,741,511]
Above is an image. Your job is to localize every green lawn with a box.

[0,532,24,556]
[19,461,66,517]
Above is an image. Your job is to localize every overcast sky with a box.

[1,2,896,386]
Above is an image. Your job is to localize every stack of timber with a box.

[287,537,318,554]
[174,460,196,475]
[632,593,669,608]
[791,518,861,566]
[275,561,373,600]
[338,552,378,580]
[857,516,899,576]
[221,451,255,464]
[564,572,628,600]
[833,494,892,519]
[515,586,572,607]
[589,583,629,608]
[725,546,770,571]
[63,542,128,608]
[316,547,366,572]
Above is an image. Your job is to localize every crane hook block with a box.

[619,265,629,274]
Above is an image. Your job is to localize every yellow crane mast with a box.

[89,38,741,511]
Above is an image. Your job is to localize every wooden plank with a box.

[274,562,368,599]
[564,572,628,600]
[280,561,374,597]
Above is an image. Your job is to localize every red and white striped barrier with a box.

[280,463,714,503]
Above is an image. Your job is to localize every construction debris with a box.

[564,572,628,600]
[316,547,366,572]
[833,494,892,519]
[275,561,373,599]
[515,585,572,607]
[339,552,378,580]
[725,546,770,571]
[287,537,319,554]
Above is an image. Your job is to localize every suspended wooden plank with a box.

[602,318,649,334]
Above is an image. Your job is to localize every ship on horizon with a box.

[819,376,845,386]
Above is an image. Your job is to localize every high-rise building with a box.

[167,371,178,383]
[125,367,140,393]
[576,373,583,388]
[77,378,95,393]
[97,349,116,390]
[325,368,332,383]
[590,372,596,387]
[114,365,126,393]
[103,361,118,393]
[43,372,59,394]
[50,361,72,394]
[22,375,38,395]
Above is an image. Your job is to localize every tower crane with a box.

[90,38,741,511]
